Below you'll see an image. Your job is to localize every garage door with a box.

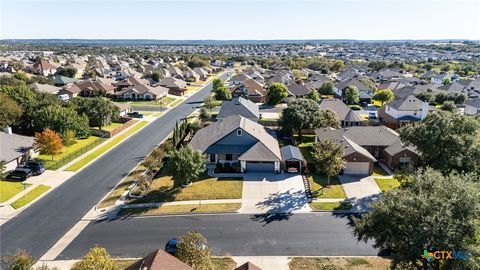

[344,162,370,175]
[246,161,275,172]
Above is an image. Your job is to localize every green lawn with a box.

[308,174,346,198]
[128,172,243,204]
[375,177,401,192]
[65,121,148,171]
[169,98,183,107]
[36,136,102,168]
[309,201,352,211]
[128,96,177,107]
[95,122,123,132]
[0,181,31,203]
[118,203,241,216]
[10,185,51,209]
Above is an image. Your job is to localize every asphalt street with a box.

[0,73,230,259]
[58,213,377,259]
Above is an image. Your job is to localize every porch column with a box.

[274,161,280,173]
[240,160,246,172]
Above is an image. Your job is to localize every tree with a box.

[312,140,345,185]
[331,60,345,73]
[212,78,223,92]
[400,112,480,175]
[281,98,339,142]
[74,246,116,270]
[34,129,64,160]
[166,145,206,186]
[151,71,161,82]
[2,249,34,270]
[354,168,480,270]
[203,95,218,111]
[214,85,231,101]
[0,93,23,128]
[73,97,119,129]
[319,81,335,95]
[33,105,90,138]
[266,82,288,105]
[442,78,451,85]
[306,89,320,102]
[176,231,213,270]
[56,67,77,78]
[440,100,456,112]
[415,91,435,103]
[62,129,77,147]
[344,85,359,105]
[0,160,7,180]
[35,264,59,270]
[372,89,395,106]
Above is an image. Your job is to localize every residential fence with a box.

[44,135,108,170]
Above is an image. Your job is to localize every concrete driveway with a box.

[338,175,382,212]
[239,173,311,214]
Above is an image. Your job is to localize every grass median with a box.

[10,185,51,209]
[64,121,148,172]
[119,203,241,217]
[0,181,32,203]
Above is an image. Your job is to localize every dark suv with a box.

[6,168,33,181]
[21,161,45,175]
[127,112,144,118]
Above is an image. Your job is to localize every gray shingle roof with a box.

[318,99,363,122]
[387,95,424,111]
[315,126,400,147]
[217,97,260,120]
[0,132,34,162]
[280,145,304,161]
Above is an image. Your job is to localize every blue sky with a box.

[1,0,479,40]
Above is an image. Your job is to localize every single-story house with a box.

[115,84,168,101]
[76,80,116,97]
[318,99,364,127]
[230,79,266,103]
[377,95,429,129]
[158,77,188,96]
[315,126,420,174]
[114,102,133,117]
[193,67,209,80]
[284,83,312,102]
[113,76,150,89]
[0,128,35,172]
[217,97,260,122]
[57,85,81,99]
[51,74,76,86]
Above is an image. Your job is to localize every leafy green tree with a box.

[176,231,214,270]
[74,246,116,270]
[166,145,206,186]
[203,95,218,111]
[151,71,161,82]
[13,72,29,82]
[319,81,335,95]
[440,100,456,112]
[0,160,6,180]
[0,93,23,128]
[212,78,223,92]
[33,105,90,138]
[354,168,480,270]
[372,89,395,105]
[187,56,209,68]
[266,82,288,105]
[415,91,435,104]
[400,112,480,175]
[306,89,320,102]
[281,98,339,142]
[62,129,77,147]
[2,249,34,270]
[312,140,345,185]
[214,86,231,101]
[72,97,119,129]
[344,86,359,105]
[56,67,77,78]
[331,60,345,73]
[442,78,451,85]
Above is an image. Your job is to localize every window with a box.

[210,154,216,162]
[400,156,411,166]
[226,154,233,161]
[237,129,242,136]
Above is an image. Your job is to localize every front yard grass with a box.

[97,166,146,209]
[289,257,391,270]
[119,203,241,216]
[65,121,148,171]
[308,174,346,198]
[128,172,243,204]
[10,185,51,209]
[309,201,352,211]
[375,177,401,192]
[0,181,31,203]
[128,96,177,107]
[94,122,123,132]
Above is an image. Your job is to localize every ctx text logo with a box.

[422,249,470,262]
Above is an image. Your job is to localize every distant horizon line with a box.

[2,38,479,41]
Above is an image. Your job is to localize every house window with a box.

[400,156,411,166]
[237,129,242,136]
[226,154,233,161]
[210,154,216,162]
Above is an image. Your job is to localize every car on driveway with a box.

[127,112,144,118]
[6,168,33,181]
[20,161,45,176]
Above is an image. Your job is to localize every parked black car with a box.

[6,168,33,181]
[127,112,144,118]
[20,161,45,176]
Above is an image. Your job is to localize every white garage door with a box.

[344,162,370,175]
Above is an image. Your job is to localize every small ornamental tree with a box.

[312,140,345,185]
[306,89,320,102]
[74,246,115,270]
[203,95,218,111]
[372,89,395,105]
[62,129,77,147]
[176,231,213,270]
[2,249,34,270]
[319,81,335,95]
[266,83,288,105]
[214,85,231,101]
[166,145,206,186]
[344,85,360,105]
[34,129,64,160]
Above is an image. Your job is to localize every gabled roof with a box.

[280,145,304,161]
[158,77,187,89]
[387,95,425,111]
[315,126,400,147]
[117,84,168,97]
[235,262,262,270]
[125,249,192,270]
[190,115,282,161]
[335,78,372,92]
[0,132,34,162]
[287,84,311,97]
[318,99,362,122]
[217,97,260,120]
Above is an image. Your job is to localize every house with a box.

[183,69,200,82]
[377,95,429,129]
[315,126,420,173]
[431,73,458,84]
[217,97,260,122]
[193,67,209,80]
[51,74,76,86]
[158,77,188,96]
[230,79,266,103]
[318,99,364,127]
[75,80,116,97]
[229,74,251,86]
[113,77,150,89]
[334,78,374,102]
[114,102,133,117]
[57,85,81,99]
[190,115,283,173]
[29,83,61,94]
[115,84,168,101]
[464,98,480,115]
[369,68,404,83]
[284,83,311,102]
[33,60,57,76]
[125,249,192,270]
[0,128,35,172]
[166,65,184,78]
